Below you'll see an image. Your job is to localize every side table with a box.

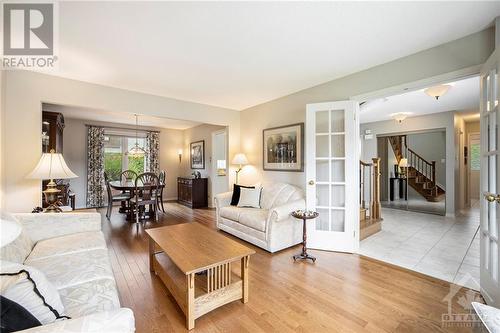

[291,211,319,263]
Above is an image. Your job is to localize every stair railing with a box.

[359,157,381,220]
[406,147,437,196]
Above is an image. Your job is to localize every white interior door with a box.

[306,101,360,252]
[480,48,500,305]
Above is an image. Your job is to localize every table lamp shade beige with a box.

[232,153,248,185]
[27,150,77,212]
[399,158,408,168]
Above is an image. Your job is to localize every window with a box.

[470,143,480,171]
[104,135,146,180]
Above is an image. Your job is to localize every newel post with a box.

[371,157,381,220]
[431,160,437,195]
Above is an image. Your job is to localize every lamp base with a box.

[43,180,62,213]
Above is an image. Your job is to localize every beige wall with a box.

[1,70,240,213]
[239,28,494,196]
[63,117,184,209]
[180,124,226,207]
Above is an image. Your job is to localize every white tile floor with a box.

[360,204,480,290]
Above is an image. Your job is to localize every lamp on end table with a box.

[27,149,78,213]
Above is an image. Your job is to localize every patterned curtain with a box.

[86,126,105,207]
[146,132,160,174]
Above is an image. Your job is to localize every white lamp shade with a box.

[27,152,78,180]
[0,219,21,248]
[232,153,248,165]
[399,158,408,167]
[424,84,451,99]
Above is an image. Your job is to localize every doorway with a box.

[468,132,481,207]
[378,129,447,216]
[211,129,228,207]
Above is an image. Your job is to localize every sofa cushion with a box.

[0,295,42,332]
[230,184,255,206]
[58,278,120,318]
[260,182,303,209]
[237,187,262,208]
[25,249,114,290]
[220,206,243,221]
[0,261,66,325]
[238,209,268,232]
[27,231,106,262]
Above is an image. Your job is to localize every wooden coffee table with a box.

[146,223,255,330]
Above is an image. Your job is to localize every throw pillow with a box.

[237,187,262,208]
[0,261,68,325]
[230,184,255,206]
[0,295,42,332]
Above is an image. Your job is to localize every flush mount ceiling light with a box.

[424,84,452,100]
[390,112,412,124]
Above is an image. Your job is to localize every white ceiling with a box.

[46,2,500,111]
[44,104,200,130]
[360,76,480,124]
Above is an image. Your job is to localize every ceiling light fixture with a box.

[127,114,147,157]
[390,112,412,124]
[424,84,451,100]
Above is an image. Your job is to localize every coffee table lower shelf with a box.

[150,251,248,329]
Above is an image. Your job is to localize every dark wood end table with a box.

[292,211,319,263]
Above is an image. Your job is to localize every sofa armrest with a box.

[215,191,233,210]
[18,308,135,333]
[12,212,102,243]
[269,199,306,222]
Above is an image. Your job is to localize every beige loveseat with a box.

[215,182,305,253]
[0,213,135,332]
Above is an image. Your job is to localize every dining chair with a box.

[120,170,137,182]
[157,170,166,213]
[104,172,131,220]
[132,172,160,224]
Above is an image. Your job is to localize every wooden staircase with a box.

[388,135,445,203]
[359,158,382,240]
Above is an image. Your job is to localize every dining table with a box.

[109,180,165,220]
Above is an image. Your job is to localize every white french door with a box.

[480,48,500,305]
[306,101,360,252]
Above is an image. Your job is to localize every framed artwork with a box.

[190,140,205,169]
[263,123,304,172]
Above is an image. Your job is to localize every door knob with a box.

[308,180,315,185]
[484,193,500,203]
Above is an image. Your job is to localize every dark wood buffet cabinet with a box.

[177,177,208,208]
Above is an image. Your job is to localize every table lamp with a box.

[27,149,78,212]
[399,158,408,177]
[231,153,248,185]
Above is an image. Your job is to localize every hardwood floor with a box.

[101,203,482,333]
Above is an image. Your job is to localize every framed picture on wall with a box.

[263,123,304,172]
[190,140,205,169]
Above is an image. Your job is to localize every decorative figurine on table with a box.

[291,210,319,263]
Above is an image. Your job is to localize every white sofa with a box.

[0,212,135,332]
[215,182,305,253]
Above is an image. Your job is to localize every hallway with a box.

[360,205,480,290]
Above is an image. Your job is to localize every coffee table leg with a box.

[241,256,249,303]
[149,237,155,272]
[186,273,195,329]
